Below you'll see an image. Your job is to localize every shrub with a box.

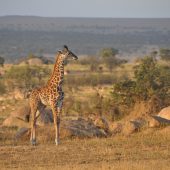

[134,56,162,100]
[159,48,170,61]
[111,56,169,106]
[112,80,136,105]
[0,56,5,67]
[5,65,50,91]
[99,47,127,72]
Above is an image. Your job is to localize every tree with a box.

[5,65,50,90]
[100,48,119,58]
[150,50,158,58]
[0,56,5,67]
[99,48,119,72]
[112,56,168,105]
[89,56,100,72]
[159,48,170,61]
[27,53,35,59]
[134,56,162,100]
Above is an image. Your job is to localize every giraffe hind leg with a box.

[30,101,46,145]
[30,101,38,146]
[55,112,60,145]
[53,98,63,145]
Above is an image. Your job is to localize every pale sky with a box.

[0,0,170,18]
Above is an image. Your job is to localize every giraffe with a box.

[29,45,78,145]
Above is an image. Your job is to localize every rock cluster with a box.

[2,105,170,139]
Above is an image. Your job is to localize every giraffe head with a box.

[60,45,78,61]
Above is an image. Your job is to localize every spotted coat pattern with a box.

[29,46,78,145]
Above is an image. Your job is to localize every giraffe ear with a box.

[62,45,68,53]
[57,51,62,54]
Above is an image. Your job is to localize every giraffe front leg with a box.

[52,107,60,145]
[52,93,64,145]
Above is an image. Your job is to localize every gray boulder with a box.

[2,116,30,128]
[61,118,107,138]
[151,106,170,125]
[158,106,170,120]
[36,108,53,126]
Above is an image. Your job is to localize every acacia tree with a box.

[89,56,101,72]
[0,56,5,67]
[99,48,119,72]
[159,48,170,61]
[5,65,50,90]
[150,50,158,58]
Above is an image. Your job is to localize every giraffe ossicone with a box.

[29,45,78,145]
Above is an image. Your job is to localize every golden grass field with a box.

[0,61,170,170]
[0,126,170,170]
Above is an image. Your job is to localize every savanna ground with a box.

[0,126,170,170]
[0,57,170,170]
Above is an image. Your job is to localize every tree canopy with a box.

[0,56,5,67]
[159,48,170,61]
[112,56,169,105]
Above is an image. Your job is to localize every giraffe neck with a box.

[47,53,65,88]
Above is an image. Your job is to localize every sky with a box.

[0,0,170,18]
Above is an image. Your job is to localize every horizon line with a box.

[1,15,170,19]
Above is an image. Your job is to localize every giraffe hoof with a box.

[30,139,36,146]
[55,139,60,145]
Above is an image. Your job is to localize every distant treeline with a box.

[0,16,170,62]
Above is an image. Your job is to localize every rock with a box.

[10,104,31,122]
[158,106,170,120]
[152,115,170,124]
[93,116,110,132]
[122,118,146,136]
[131,118,147,128]
[61,118,107,138]
[150,106,170,126]
[110,122,123,135]
[2,116,30,128]
[122,121,140,135]
[148,116,160,127]
[36,108,53,126]
[11,104,53,125]
[15,127,29,139]
[15,117,107,140]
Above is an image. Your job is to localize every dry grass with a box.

[0,61,170,169]
[0,125,170,170]
[65,63,90,72]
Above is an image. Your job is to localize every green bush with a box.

[112,80,136,105]
[111,56,169,106]
[134,56,162,100]
[0,56,5,67]
[99,47,127,72]
[5,65,50,90]
[159,48,170,61]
